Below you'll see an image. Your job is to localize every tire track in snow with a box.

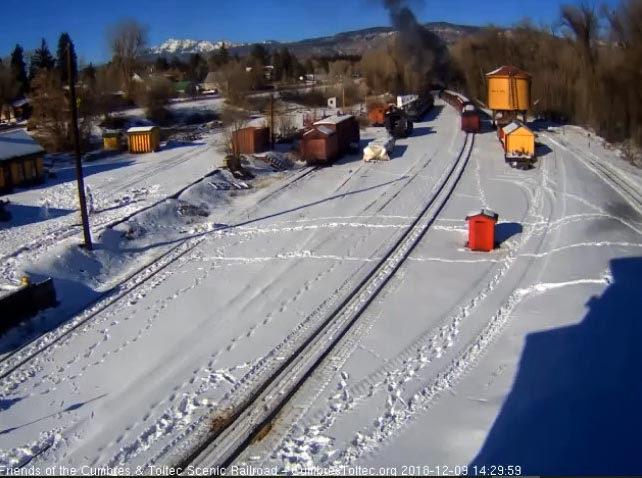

[173,131,475,471]
[240,135,559,471]
[0,168,326,467]
[0,167,319,385]
[542,133,642,217]
[116,166,442,467]
[3,164,420,467]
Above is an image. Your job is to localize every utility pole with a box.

[342,84,346,112]
[68,44,92,250]
[269,94,275,149]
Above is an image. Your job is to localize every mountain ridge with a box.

[147,21,483,59]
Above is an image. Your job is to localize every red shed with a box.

[466,209,499,252]
[301,126,338,163]
[314,115,360,156]
[232,126,270,154]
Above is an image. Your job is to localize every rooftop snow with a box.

[502,122,525,135]
[0,129,45,162]
[486,65,531,78]
[126,126,157,133]
[304,126,334,136]
[314,114,354,125]
[466,208,499,220]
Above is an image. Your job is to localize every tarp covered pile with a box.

[363,135,395,162]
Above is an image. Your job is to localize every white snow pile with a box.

[21,168,244,295]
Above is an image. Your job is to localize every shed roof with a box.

[314,114,354,125]
[502,121,533,136]
[0,129,45,162]
[126,126,158,134]
[466,208,499,221]
[486,65,531,79]
[304,126,334,137]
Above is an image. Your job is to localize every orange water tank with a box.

[486,65,531,112]
[466,209,499,252]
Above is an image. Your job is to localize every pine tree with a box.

[81,62,96,83]
[250,44,269,66]
[10,44,28,96]
[29,38,55,80]
[56,33,77,85]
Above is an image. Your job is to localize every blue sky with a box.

[1,0,621,64]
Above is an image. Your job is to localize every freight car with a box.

[303,114,360,165]
[313,115,360,156]
[301,126,339,164]
[441,91,481,133]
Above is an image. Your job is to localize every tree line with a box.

[0,34,79,105]
[451,0,642,151]
[4,1,642,154]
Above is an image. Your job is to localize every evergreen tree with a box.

[56,33,77,85]
[250,44,269,66]
[188,53,206,81]
[271,49,283,81]
[154,57,169,72]
[10,44,28,96]
[207,44,230,70]
[169,55,184,71]
[279,47,293,80]
[81,62,96,83]
[29,38,55,80]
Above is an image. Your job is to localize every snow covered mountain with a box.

[147,22,481,59]
[149,38,245,56]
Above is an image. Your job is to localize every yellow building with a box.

[487,65,531,125]
[501,122,535,159]
[103,131,122,150]
[126,126,160,153]
[0,129,45,194]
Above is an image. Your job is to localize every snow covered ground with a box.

[1,100,641,474]
[0,128,225,285]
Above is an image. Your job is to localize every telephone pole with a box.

[269,94,275,149]
[68,44,92,250]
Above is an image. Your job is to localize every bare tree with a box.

[137,77,174,123]
[220,106,249,163]
[107,19,148,98]
[560,2,600,126]
[214,61,252,106]
[94,64,122,119]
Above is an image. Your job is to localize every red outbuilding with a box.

[466,209,499,252]
[232,126,270,154]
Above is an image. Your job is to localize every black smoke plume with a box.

[382,0,447,91]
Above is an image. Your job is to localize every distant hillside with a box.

[146,22,482,60]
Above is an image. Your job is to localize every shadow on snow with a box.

[470,256,642,475]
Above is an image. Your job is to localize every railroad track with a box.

[0,142,222,280]
[0,166,319,381]
[171,133,475,472]
[543,133,642,215]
